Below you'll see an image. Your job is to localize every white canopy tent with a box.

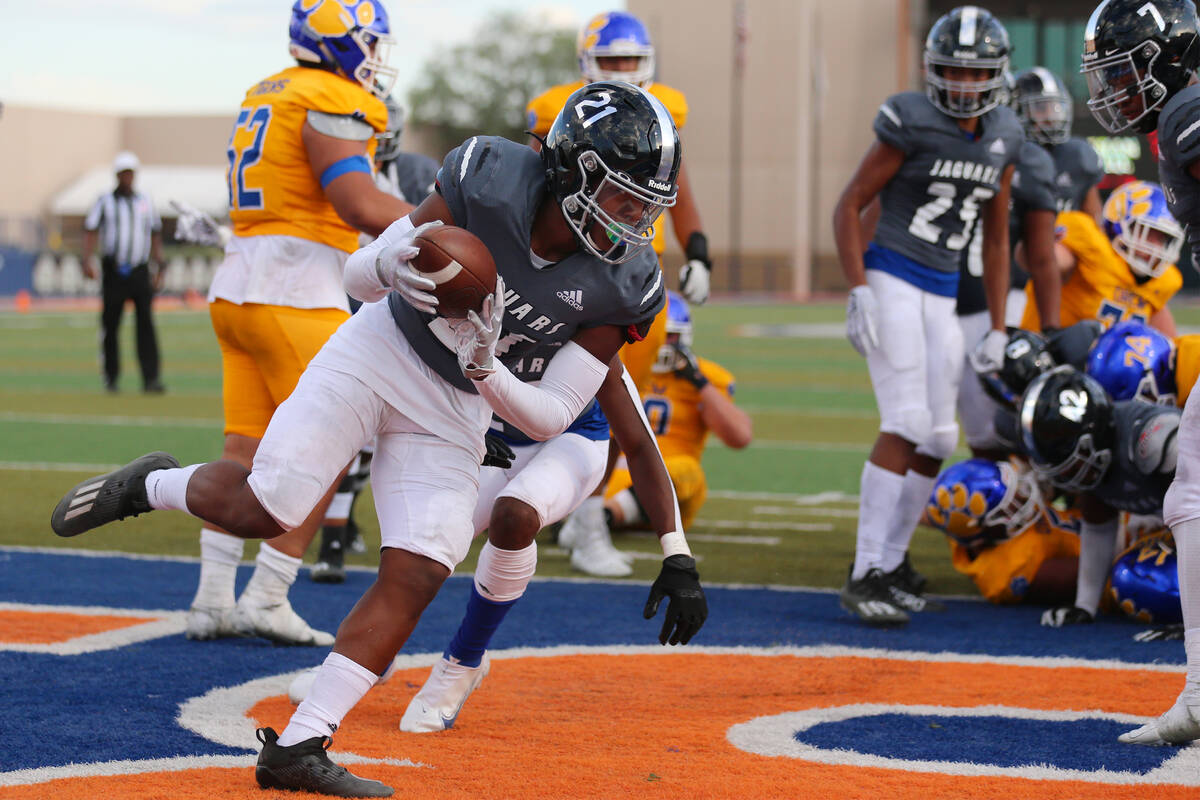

[49,165,230,220]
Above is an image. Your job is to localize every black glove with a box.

[481,433,515,469]
[673,344,709,390]
[1040,606,1094,627]
[1133,623,1185,642]
[1044,320,1103,369]
[643,554,708,645]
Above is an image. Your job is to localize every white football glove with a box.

[679,260,711,305]
[969,328,1009,374]
[845,285,879,356]
[456,275,507,380]
[170,200,230,248]
[375,220,443,314]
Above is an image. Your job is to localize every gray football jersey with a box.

[388,136,665,396]
[1045,137,1103,212]
[957,140,1056,314]
[377,152,439,205]
[873,92,1024,273]
[1157,84,1200,264]
[1092,401,1179,515]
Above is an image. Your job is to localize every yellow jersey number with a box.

[1098,299,1147,329]
[226,106,273,211]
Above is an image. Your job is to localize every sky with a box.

[1,0,618,115]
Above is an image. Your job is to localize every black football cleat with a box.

[50,451,179,537]
[255,727,393,798]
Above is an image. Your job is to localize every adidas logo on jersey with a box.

[557,289,584,311]
[1056,172,1073,187]
[989,138,1007,156]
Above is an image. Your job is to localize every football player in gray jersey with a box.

[1013,67,1105,218]
[1018,367,1179,624]
[832,6,1023,626]
[49,81,707,796]
[1081,0,1200,745]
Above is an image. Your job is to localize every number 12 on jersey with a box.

[226,106,273,211]
[908,181,995,251]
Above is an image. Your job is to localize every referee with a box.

[82,152,166,393]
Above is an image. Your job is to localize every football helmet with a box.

[1081,0,1200,133]
[653,292,693,373]
[542,81,680,264]
[1019,366,1115,493]
[578,11,656,87]
[288,0,397,100]
[1013,67,1073,144]
[1102,180,1184,279]
[375,94,405,164]
[979,327,1057,410]
[1111,530,1182,624]
[924,6,1011,118]
[1085,320,1177,404]
[926,458,1044,549]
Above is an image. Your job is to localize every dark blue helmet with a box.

[1111,532,1182,624]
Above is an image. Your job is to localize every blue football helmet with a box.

[1111,531,1182,624]
[288,0,397,100]
[926,459,1043,549]
[578,11,656,87]
[1102,181,1184,279]
[1085,320,1176,405]
[653,292,693,373]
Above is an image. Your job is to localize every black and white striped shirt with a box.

[84,190,161,271]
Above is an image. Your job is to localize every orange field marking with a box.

[4,652,1194,800]
[0,609,156,644]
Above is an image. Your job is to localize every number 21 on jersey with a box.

[226,106,273,211]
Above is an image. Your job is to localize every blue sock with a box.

[445,584,517,668]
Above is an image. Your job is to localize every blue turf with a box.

[0,548,1186,772]
[795,713,1178,773]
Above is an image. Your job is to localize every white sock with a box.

[190,528,244,610]
[880,470,938,573]
[241,542,301,607]
[279,652,379,746]
[610,489,643,526]
[1172,518,1200,691]
[852,461,906,580]
[475,541,537,602]
[145,464,202,513]
[1075,517,1119,616]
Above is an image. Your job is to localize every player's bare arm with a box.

[302,120,412,236]
[1022,208,1062,330]
[696,383,752,449]
[980,163,1015,332]
[832,140,906,287]
[1150,305,1179,337]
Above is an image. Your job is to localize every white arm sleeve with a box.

[343,214,414,303]
[474,341,608,441]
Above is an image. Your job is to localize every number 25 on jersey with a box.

[226,106,273,211]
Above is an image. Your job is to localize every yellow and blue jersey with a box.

[227,65,387,254]
[642,358,735,462]
[949,506,1082,604]
[1021,211,1182,331]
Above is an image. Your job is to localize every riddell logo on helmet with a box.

[952,50,980,59]
[648,179,672,192]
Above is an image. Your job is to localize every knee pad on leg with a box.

[918,424,960,461]
[474,541,537,603]
[882,406,932,448]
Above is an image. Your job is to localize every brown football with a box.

[411,225,497,318]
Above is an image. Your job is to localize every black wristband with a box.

[685,232,709,265]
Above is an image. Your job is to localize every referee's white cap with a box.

[113,151,140,173]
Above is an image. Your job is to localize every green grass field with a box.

[4,299,1199,594]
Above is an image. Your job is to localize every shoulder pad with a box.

[1158,85,1200,167]
[874,92,927,155]
[1068,137,1105,182]
[305,109,375,141]
[1133,407,1180,476]
[1014,141,1057,212]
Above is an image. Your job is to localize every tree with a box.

[408,11,578,154]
